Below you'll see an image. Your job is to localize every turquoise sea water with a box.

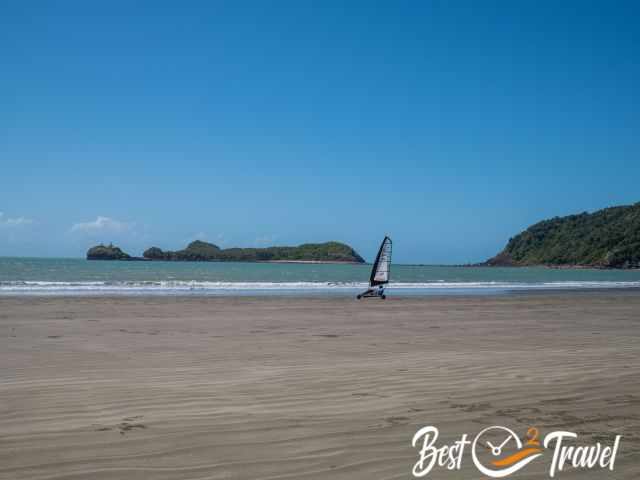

[1,257,640,295]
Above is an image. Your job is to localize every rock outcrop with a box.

[86,244,132,260]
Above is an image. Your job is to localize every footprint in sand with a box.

[384,416,410,426]
[94,416,147,435]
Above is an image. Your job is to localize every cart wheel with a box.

[381,295,386,300]
[356,294,362,299]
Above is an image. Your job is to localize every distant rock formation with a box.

[86,243,132,260]
[143,241,222,261]
[485,202,640,269]
[143,240,365,263]
[88,240,365,263]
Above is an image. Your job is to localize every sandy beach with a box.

[1,292,639,479]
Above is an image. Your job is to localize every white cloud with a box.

[0,212,34,228]
[71,216,131,234]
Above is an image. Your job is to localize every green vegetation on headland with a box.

[485,202,640,269]
[87,240,365,263]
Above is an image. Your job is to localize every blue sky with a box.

[1,1,639,263]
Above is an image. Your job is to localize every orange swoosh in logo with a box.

[492,447,543,467]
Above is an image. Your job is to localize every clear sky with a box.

[1,1,639,263]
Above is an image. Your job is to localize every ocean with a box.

[1,257,640,295]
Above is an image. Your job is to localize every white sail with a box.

[371,237,392,285]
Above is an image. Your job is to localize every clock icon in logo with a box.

[472,426,543,478]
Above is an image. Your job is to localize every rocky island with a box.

[87,240,365,264]
[485,202,640,269]
[86,243,134,260]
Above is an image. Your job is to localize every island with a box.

[87,240,365,264]
[86,243,133,260]
[485,202,640,269]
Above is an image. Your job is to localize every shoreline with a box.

[259,259,363,264]
[2,285,640,297]
[2,286,640,300]
[465,262,640,270]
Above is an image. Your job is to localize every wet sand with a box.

[1,293,639,479]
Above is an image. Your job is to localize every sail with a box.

[370,236,392,286]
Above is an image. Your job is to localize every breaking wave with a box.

[1,280,639,295]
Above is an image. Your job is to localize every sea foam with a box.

[1,280,639,295]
